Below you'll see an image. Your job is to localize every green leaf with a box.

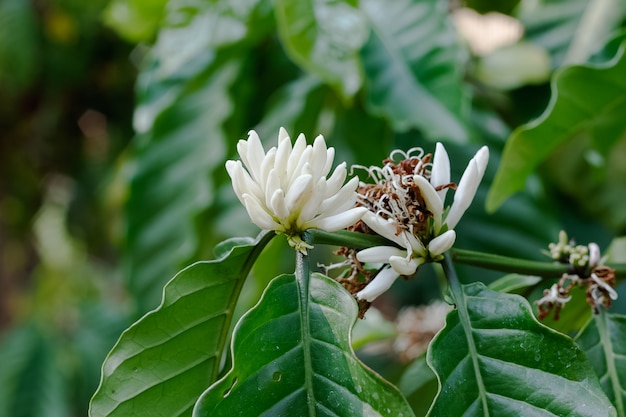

[360,0,468,141]
[274,0,368,99]
[126,55,242,311]
[517,0,624,67]
[428,281,615,416]
[0,0,38,91]
[486,42,626,212]
[89,232,274,417]
[193,272,414,416]
[103,0,168,42]
[488,274,542,294]
[576,311,626,416]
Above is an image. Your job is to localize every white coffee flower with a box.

[355,143,489,302]
[226,128,366,253]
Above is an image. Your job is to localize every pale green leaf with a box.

[360,0,468,141]
[103,0,168,42]
[486,42,626,212]
[89,232,274,417]
[194,273,414,416]
[576,311,626,417]
[274,0,368,99]
[428,282,615,416]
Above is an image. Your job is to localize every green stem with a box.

[451,248,568,278]
[441,252,489,416]
[305,229,626,279]
[296,246,316,416]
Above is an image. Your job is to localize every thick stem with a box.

[296,243,316,416]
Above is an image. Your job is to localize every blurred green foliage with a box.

[1,0,626,415]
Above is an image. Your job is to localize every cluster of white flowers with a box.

[226,128,488,302]
[226,128,366,253]
[355,144,489,302]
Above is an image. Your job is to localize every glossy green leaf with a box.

[576,311,626,417]
[194,272,414,416]
[486,42,626,212]
[428,282,615,416]
[274,0,368,99]
[89,232,274,417]
[360,0,468,141]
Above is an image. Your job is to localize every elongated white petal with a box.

[445,161,478,229]
[428,230,456,256]
[274,134,292,180]
[284,174,314,212]
[360,211,404,246]
[242,194,279,230]
[356,267,400,302]
[389,256,419,276]
[310,135,329,179]
[357,246,406,264]
[431,142,450,202]
[589,243,600,268]
[287,134,307,178]
[269,189,289,221]
[244,130,266,183]
[297,177,326,224]
[264,169,281,208]
[319,176,359,216]
[226,160,263,203]
[445,146,489,229]
[324,162,348,196]
[306,207,366,231]
[474,146,489,179]
[412,175,443,231]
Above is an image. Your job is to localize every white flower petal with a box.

[306,207,367,232]
[311,135,329,179]
[226,160,263,203]
[412,175,443,231]
[357,246,406,264]
[360,211,404,246]
[297,177,326,224]
[242,193,280,230]
[324,162,348,196]
[284,174,314,213]
[389,255,419,276]
[269,189,289,221]
[446,146,489,229]
[287,133,307,178]
[431,142,450,202]
[264,169,281,208]
[319,176,358,216]
[356,267,400,302]
[428,230,456,256]
[446,161,478,229]
[244,130,266,183]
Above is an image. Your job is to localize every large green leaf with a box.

[194,272,414,416]
[428,282,615,416]
[517,0,624,66]
[274,0,368,99]
[486,42,626,212]
[360,0,468,142]
[89,232,274,417]
[576,311,626,417]
[126,55,243,311]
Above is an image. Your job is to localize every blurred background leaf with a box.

[1,0,626,415]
